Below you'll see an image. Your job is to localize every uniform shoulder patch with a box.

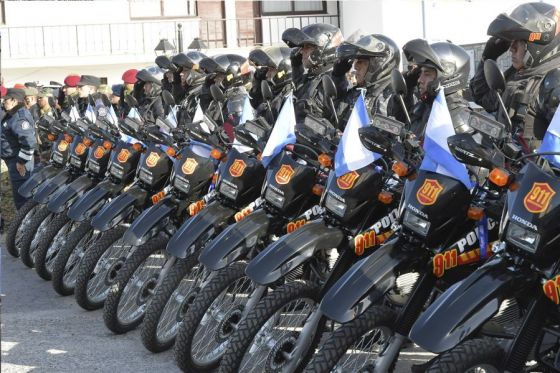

[20,121,31,130]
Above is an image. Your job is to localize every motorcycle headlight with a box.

[324,194,347,217]
[403,210,430,236]
[219,182,238,200]
[88,161,100,174]
[505,223,540,254]
[174,176,191,194]
[139,169,153,184]
[70,155,82,168]
[265,187,285,208]
[110,164,124,179]
[52,152,65,165]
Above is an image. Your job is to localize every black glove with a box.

[290,48,303,67]
[332,58,353,77]
[253,67,269,81]
[482,36,510,60]
[403,66,420,90]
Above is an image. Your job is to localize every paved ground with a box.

[0,241,432,373]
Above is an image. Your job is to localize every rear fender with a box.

[199,208,270,271]
[18,165,61,198]
[122,196,177,246]
[410,256,524,353]
[33,169,72,204]
[91,187,147,231]
[67,181,124,222]
[245,220,344,286]
[166,201,235,259]
[47,174,94,213]
[319,237,417,323]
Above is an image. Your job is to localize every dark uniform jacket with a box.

[0,104,37,164]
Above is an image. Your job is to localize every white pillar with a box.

[224,0,238,48]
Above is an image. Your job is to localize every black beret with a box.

[5,88,26,102]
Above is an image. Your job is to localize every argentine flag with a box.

[334,93,380,177]
[192,102,204,123]
[261,94,296,167]
[85,103,96,123]
[69,105,80,123]
[419,89,472,188]
[538,105,560,168]
[239,96,255,125]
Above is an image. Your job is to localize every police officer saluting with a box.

[1,88,37,209]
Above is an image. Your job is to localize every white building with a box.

[0,0,553,87]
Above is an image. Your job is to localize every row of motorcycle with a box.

[5,57,560,373]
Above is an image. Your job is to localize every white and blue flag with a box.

[85,103,96,123]
[261,94,296,167]
[538,105,560,168]
[108,105,119,127]
[419,89,472,188]
[69,105,80,123]
[192,102,204,123]
[334,93,380,177]
[239,96,255,125]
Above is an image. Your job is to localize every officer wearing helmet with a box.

[470,2,560,150]
[332,33,401,130]
[171,51,207,103]
[248,46,294,124]
[198,54,246,112]
[394,39,472,138]
[282,23,344,122]
[135,67,165,123]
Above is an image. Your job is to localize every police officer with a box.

[36,88,56,165]
[332,34,401,129]
[59,74,81,112]
[77,75,101,115]
[24,86,40,122]
[171,51,207,103]
[135,68,164,123]
[470,2,560,151]
[0,88,37,209]
[119,69,138,116]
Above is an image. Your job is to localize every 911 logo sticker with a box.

[524,182,556,213]
[146,152,160,168]
[57,140,69,152]
[275,164,295,185]
[182,158,198,175]
[75,143,87,156]
[416,179,444,206]
[229,159,247,178]
[93,146,105,159]
[543,275,560,304]
[337,171,360,190]
[117,149,130,163]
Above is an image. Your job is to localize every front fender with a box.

[122,196,177,246]
[18,164,61,198]
[91,186,147,231]
[166,201,235,259]
[199,208,270,271]
[246,220,344,286]
[47,174,94,213]
[320,237,417,323]
[33,169,72,204]
[410,256,525,353]
[67,180,124,222]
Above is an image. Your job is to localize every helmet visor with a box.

[488,4,558,45]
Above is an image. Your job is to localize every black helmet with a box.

[403,39,470,94]
[136,66,164,86]
[336,34,400,86]
[199,54,246,75]
[172,51,208,70]
[222,59,253,89]
[536,67,560,124]
[155,55,177,72]
[282,23,343,67]
[272,58,292,88]
[248,46,291,68]
[488,2,560,68]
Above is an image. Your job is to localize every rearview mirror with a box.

[261,80,273,101]
[483,59,506,93]
[447,133,504,169]
[358,126,391,156]
[321,75,337,99]
[124,94,138,107]
[161,90,176,107]
[468,112,506,140]
[123,117,141,134]
[210,84,226,103]
[60,111,72,123]
[390,69,407,96]
[372,115,404,136]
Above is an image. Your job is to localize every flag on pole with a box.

[261,94,296,167]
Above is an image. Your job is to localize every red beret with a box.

[122,69,138,84]
[64,74,81,87]
[13,83,26,89]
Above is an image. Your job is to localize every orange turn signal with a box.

[318,154,332,168]
[467,206,485,220]
[312,184,324,196]
[378,191,394,204]
[489,168,510,187]
[103,140,113,150]
[256,152,262,161]
[47,134,56,141]
[83,137,93,146]
[64,134,73,143]
[392,161,409,177]
[132,143,143,152]
[166,147,176,157]
[151,190,166,204]
[211,148,223,160]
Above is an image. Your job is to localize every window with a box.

[260,1,326,15]
[129,0,196,19]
